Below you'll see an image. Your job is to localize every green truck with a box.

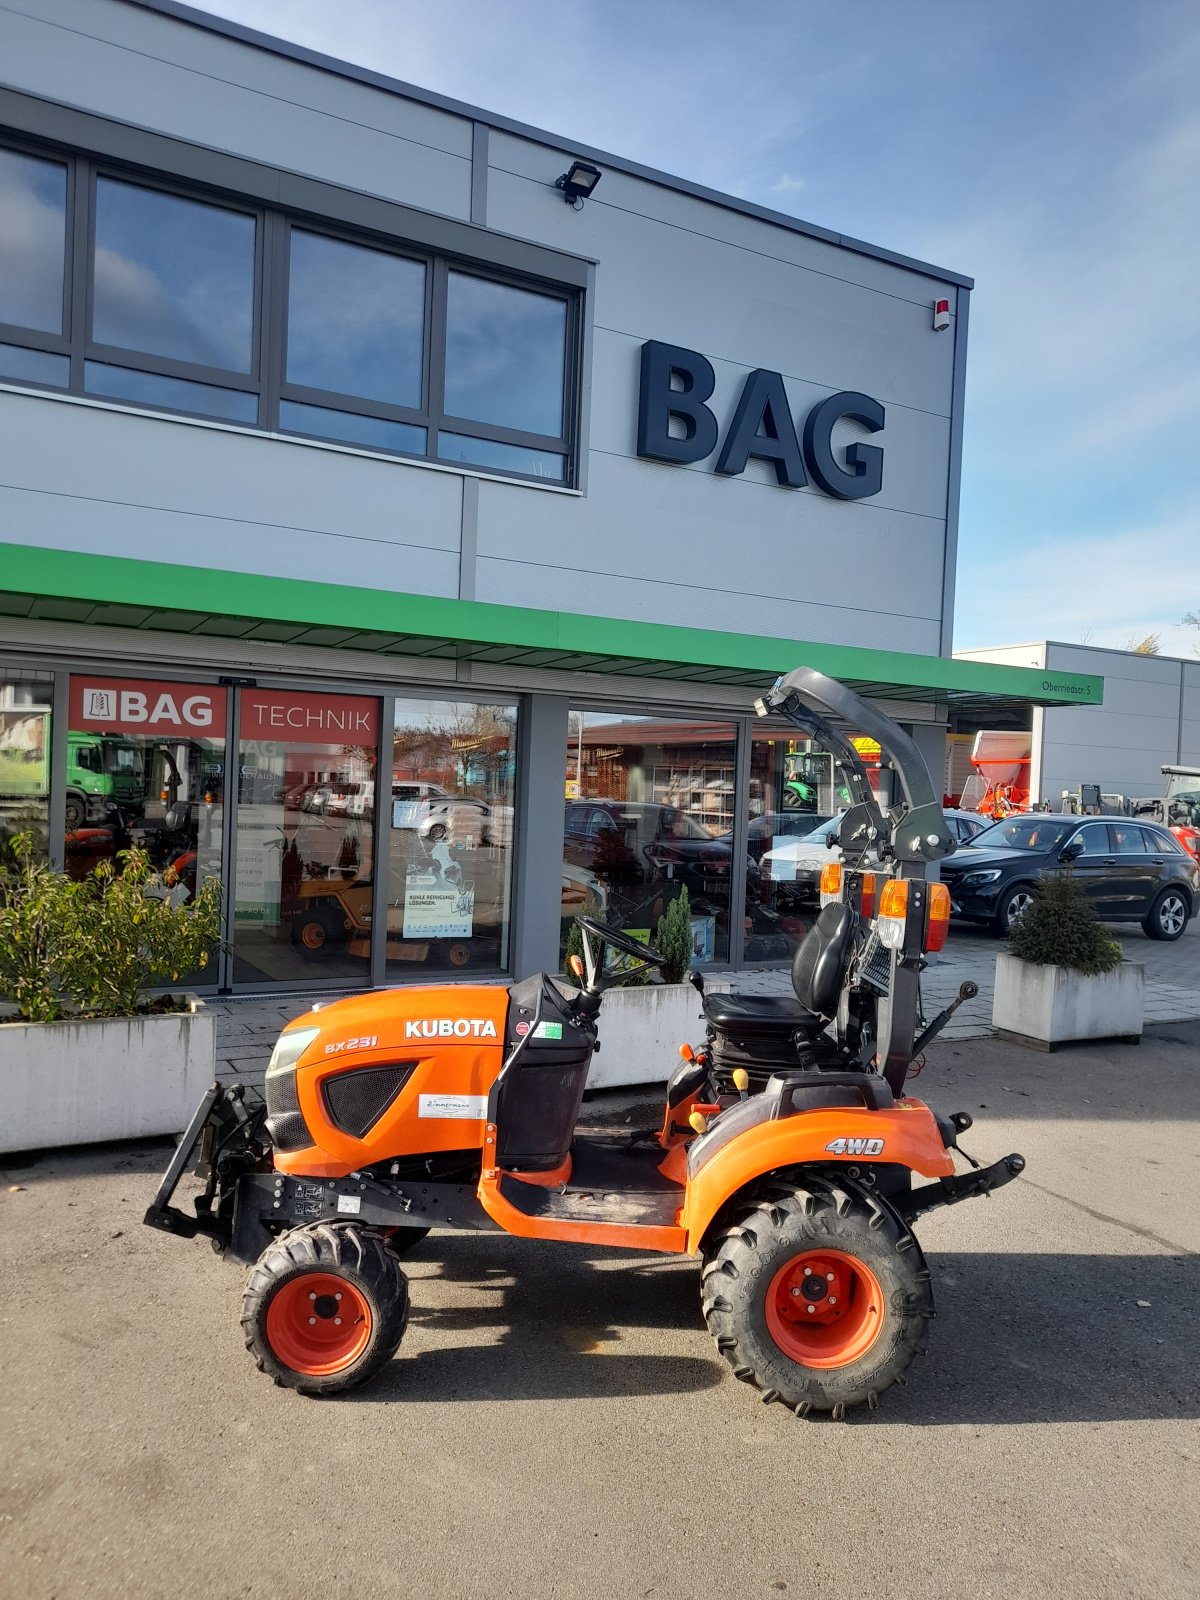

[65,731,145,829]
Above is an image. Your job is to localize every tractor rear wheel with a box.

[701,1176,932,1416]
[242,1222,408,1395]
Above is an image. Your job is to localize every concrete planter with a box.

[0,999,215,1154]
[587,981,726,1091]
[992,952,1144,1051]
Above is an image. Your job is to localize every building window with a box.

[91,178,257,372]
[232,688,379,987]
[284,228,425,410]
[445,272,566,436]
[63,674,226,984]
[0,136,580,486]
[385,699,518,979]
[0,147,67,337]
[0,669,54,860]
[562,712,737,963]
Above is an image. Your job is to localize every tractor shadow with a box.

[349,1236,1199,1420]
[882,1250,1200,1426]
[347,1233,725,1405]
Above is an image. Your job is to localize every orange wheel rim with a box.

[300,923,325,950]
[265,1273,372,1376]
[765,1249,885,1369]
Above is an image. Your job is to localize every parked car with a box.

[563,799,735,890]
[761,809,991,904]
[940,814,1198,938]
[417,795,511,847]
[735,811,835,863]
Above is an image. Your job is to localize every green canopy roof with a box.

[0,543,1103,716]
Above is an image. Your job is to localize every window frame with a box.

[84,162,266,414]
[0,133,583,487]
[0,136,75,365]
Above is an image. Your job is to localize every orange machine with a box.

[147,666,1024,1418]
[959,729,1032,818]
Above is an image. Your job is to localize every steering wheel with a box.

[575,915,666,968]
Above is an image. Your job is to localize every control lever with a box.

[912,981,979,1056]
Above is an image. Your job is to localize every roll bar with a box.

[755,665,954,1096]
[755,666,953,867]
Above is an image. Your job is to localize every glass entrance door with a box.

[231,687,379,986]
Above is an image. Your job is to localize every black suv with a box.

[940,814,1198,939]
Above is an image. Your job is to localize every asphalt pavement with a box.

[1,1023,1197,1600]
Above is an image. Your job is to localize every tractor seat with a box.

[701,991,823,1034]
[701,901,857,1038]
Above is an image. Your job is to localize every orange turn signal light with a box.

[878,878,909,919]
[819,861,843,906]
[568,953,584,979]
[679,1042,695,1062]
[925,882,951,953]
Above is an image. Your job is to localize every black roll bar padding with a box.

[759,665,954,866]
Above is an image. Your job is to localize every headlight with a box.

[963,869,1002,887]
[266,1025,320,1080]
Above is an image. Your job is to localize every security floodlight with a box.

[555,161,602,207]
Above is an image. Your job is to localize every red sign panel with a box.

[69,676,227,738]
[239,690,378,747]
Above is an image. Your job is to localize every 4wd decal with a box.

[824,1136,885,1157]
[404,1018,498,1040]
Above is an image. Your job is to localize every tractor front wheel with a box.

[701,1176,932,1416]
[242,1222,409,1395]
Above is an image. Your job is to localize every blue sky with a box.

[204,0,1200,657]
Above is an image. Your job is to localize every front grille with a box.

[322,1063,416,1137]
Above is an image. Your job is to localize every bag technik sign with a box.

[636,340,884,500]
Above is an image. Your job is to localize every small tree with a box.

[654,884,693,984]
[1006,870,1121,976]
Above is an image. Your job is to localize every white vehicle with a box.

[762,808,987,900]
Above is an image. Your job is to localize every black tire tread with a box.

[241,1220,409,1396]
[701,1174,932,1415]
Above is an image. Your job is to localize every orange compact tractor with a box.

[146,667,1024,1416]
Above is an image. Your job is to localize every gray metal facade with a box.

[957,641,1200,806]
[0,0,969,656]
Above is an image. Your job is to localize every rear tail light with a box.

[877,877,909,948]
[1172,825,1199,860]
[925,882,951,952]
[858,871,877,919]
[819,861,843,906]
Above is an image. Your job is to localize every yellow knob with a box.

[732,1069,750,1093]
[688,1110,709,1135]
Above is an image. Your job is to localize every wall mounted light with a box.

[555,160,603,208]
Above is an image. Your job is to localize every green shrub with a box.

[0,833,223,1022]
[1006,870,1122,976]
[0,833,75,1021]
[654,884,693,984]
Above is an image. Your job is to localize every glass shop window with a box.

[385,700,518,978]
[232,689,379,986]
[0,670,54,861]
[563,712,736,964]
[63,677,226,972]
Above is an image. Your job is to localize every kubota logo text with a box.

[405,1019,498,1039]
[824,1137,885,1156]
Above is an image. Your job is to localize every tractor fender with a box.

[681,1098,954,1253]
